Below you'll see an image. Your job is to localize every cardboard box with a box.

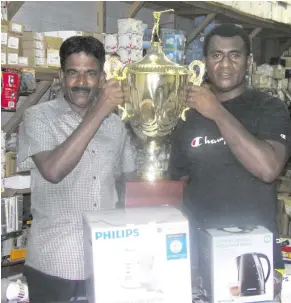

[5,152,17,177]
[1,45,7,64]
[8,21,24,35]
[47,49,60,67]
[7,34,19,51]
[1,32,8,46]
[199,226,274,303]
[22,32,44,41]
[18,56,28,66]
[83,206,192,303]
[251,74,274,88]
[21,48,45,58]
[44,36,63,49]
[21,40,45,50]
[26,56,46,67]
[7,53,19,65]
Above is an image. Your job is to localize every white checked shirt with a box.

[17,97,136,280]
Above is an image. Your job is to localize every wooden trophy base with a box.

[125,180,185,207]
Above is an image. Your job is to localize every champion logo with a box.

[191,136,226,148]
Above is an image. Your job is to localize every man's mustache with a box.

[71,87,90,93]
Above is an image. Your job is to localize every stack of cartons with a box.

[20,32,46,67]
[1,21,24,65]
[44,36,63,68]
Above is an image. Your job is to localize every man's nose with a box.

[220,55,231,68]
[77,73,88,86]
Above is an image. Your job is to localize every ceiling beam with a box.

[97,1,105,33]
[7,1,24,20]
[186,13,216,45]
[126,1,145,18]
[280,39,291,55]
[249,28,262,40]
[175,8,211,15]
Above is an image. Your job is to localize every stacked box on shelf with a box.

[161,28,186,65]
[1,131,6,193]
[20,31,46,67]
[117,18,144,64]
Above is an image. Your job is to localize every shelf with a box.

[2,188,31,197]
[1,65,59,81]
[1,230,23,242]
[1,258,25,267]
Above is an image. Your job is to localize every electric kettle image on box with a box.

[236,253,271,296]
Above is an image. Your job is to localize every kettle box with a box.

[83,206,192,303]
[198,226,274,303]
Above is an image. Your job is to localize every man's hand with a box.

[186,85,223,121]
[92,79,124,118]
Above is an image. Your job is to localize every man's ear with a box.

[247,54,253,70]
[99,71,106,88]
[59,68,64,84]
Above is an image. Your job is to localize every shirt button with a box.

[93,203,97,207]
[92,150,95,153]
[93,176,96,180]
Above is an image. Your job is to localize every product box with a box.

[21,48,45,58]
[5,152,17,177]
[83,206,192,303]
[1,45,7,64]
[7,53,19,65]
[8,21,24,35]
[199,226,274,303]
[21,40,45,50]
[7,34,19,51]
[22,31,44,41]
[1,67,21,110]
[18,56,28,66]
[44,36,63,49]
[47,49,60,67]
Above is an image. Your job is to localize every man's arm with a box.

[187,86,291,183]
[19,79,124,184]
[214,106,288,183]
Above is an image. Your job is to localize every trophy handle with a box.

[112,66,130,121]
[180,60,206,121]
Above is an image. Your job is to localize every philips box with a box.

[198,226,274,303]
[83,206,192,303]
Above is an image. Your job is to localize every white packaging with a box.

[199,226,274,303]
[118,33,143,50]
[1,32,8,45]
[1,52,6,65]
[118,48,143,64]
[18,57,28,66]
[83,206,192,303]
[57,30,83,41]
[7,53,18,65]
[282,274,291,303]
[47,49,60,67]
[7,36,19,50]
[118,18,143,34]
[104,34,118,53]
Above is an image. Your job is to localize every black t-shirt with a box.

[169,89,291,269]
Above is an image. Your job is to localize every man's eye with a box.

[231,53,240,59]
[68,70,76,75]
[88,71,97,76]
[213,53,221,59]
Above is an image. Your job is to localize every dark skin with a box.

[186,35,288,183]
[32,52,125,183]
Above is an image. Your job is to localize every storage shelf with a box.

[1,230,23,242]
[2,188,31,197]
[1,65,59,81]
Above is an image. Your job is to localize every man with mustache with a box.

[169,24,291,296]
[18,36,136,302]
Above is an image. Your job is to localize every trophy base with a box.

[124,180,185,207]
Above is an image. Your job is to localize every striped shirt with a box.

[17,97,136,280]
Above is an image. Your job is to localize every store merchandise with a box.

[1,131,6,193]
[118,18,143,34]
[1,67,21,111]
[104,33,118,54]
[83,206,192,303]
[1,195,24,234]
[199,226,274,303]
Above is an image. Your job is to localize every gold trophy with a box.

[106,10,205,206]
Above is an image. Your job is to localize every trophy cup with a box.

[107,9,205,207]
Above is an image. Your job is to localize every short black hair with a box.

[60,36,105,71]
[203,24,251,56]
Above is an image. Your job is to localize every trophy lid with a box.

[125,9,189,75]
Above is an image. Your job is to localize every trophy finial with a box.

[151,9,174,44]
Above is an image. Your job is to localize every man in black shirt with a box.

[169,24,291,273]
